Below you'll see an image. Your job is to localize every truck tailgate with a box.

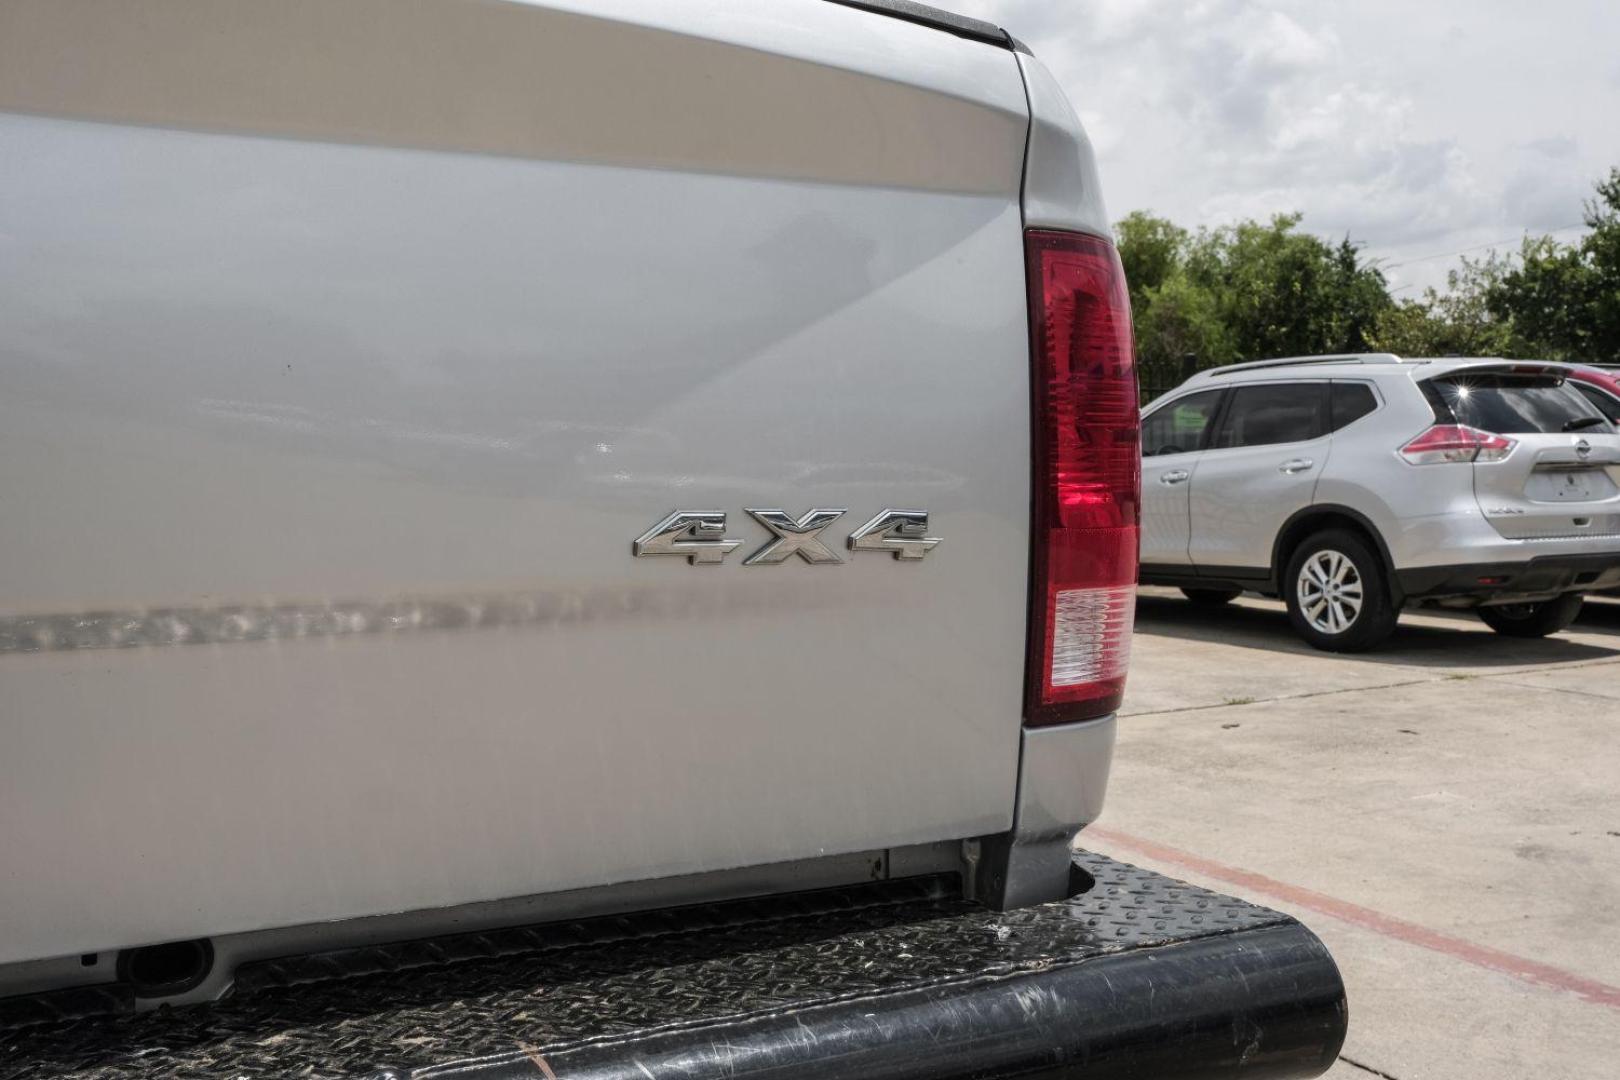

[0,0,1033,965]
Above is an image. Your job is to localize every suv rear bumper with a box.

[1398,552,1620,602]
[2,852,1347,1080]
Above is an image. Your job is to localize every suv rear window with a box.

[1422,373,1613,434]
[1212,383,1328,448]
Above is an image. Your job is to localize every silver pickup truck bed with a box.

[2,1,1345,1075]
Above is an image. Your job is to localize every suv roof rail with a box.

[1198,353,1406,378]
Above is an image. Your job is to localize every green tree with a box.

[1116,168,1620,388]
[1485,167,1620,362]
[1490,235,1593,360]
[1368,253,1519,357]
[1118,211,1396,397]
[1134,273,1234,372]
[1115,211,1188,309]
[1586,168,1620,360]
[1179,214,1392,362]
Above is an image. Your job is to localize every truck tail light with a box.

[1024,230,1140,726]
[1399,424,1515,465]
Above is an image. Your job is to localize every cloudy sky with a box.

[956,0,1620,294]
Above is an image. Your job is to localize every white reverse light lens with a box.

[1051,585,1135,688]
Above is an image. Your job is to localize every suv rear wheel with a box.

[1477,594,1584,638]
[1283,530,1398,652]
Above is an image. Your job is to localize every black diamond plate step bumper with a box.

[0,852,1347,1080]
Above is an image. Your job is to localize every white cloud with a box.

[955,0,1620,291]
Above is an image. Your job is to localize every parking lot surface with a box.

[1087,588,1620,1080]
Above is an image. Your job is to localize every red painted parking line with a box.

[1086,826,1620,1012]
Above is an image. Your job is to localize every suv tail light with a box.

[1399,424,1516,465]
[1024,230,1140,726]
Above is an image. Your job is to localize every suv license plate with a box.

[1529,469,1611,502]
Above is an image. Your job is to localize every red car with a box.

[1564,365,1620,597]
[1567,364,1620,422]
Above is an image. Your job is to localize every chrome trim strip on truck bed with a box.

[0,582,854,655]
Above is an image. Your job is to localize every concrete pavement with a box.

[1085,588,1620,1080]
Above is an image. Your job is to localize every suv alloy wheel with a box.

[1283,530,1398,652]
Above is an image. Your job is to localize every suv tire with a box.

[1283,530,1398,652]
[1182,587,1242,606]
[1477,594,1584,638]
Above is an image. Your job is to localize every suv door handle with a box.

[1279,458,1314,474]
[1159,469,1190,485]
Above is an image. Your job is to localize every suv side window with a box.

[1212,382,1328,449]
[1142,390,1223,457]
[1330,382,1379,431]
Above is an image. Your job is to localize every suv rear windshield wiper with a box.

[1562,416,1608,432]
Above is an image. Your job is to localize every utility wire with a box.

[1381,222,1587,270]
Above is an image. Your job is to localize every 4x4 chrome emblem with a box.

[742,508,846,565]
[632,511,743,565]
[633,509,940,566]
[847,509,943,561]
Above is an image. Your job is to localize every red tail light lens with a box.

[1024,230,1140,726]
[1399,424,1516,465]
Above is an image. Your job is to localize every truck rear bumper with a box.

[1398,551,1620,602]
[2,852,1347,1080]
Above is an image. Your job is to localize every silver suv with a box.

[1139,354,1620,650]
